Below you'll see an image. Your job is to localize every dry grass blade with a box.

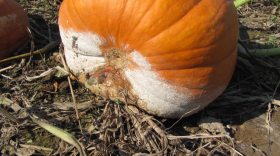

[19,144,53,154]
[90,100,185,155]
[271,99,280,106]
[165,105,200,131]
[30,116,87,156]
[167,134,232,140]
[25,65,69,81]
[0,64,17,73]
[25,68,54,81]
[0,107,21,123]
[0,95,22,112]
[58,46,84,135]
[1,1,279,155]
[52,100,95,110]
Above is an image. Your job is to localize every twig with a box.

[266,102,273,134]
[0,39,61,65]
[0,96,22,112]
[0,74,12,79]
[24,28,35,70]
[207,142,223,156]
[250,144,266,156]
[59,45,83,135]
[266,80,280,134]
[188,142,211,156]
[25,66,70,81]
[0,107,20,123]
[0,64,16,73]
[48,24,53,43]
[271,99,280,106]
[165,105,200,131]
[167,134,231,140]
[221,142,244,156]
[30,26,49,40]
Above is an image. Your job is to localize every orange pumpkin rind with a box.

[59,0,239,118]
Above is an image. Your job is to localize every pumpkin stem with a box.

[238,44,280,57]
[234,0,251,8]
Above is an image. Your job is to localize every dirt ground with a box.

[0,0,280,155]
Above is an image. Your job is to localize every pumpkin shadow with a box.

[204,22,278,126]
[161,22,277,134]
[27,13,60,48]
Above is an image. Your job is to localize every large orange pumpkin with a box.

[59,0,239,118]
[0,0,30,60]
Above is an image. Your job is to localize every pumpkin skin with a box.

[0,0,30,60]
[59,0,239,118]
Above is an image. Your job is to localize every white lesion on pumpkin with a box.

[129,50,152,70]
[60,28,107,75]
[60,28,105,56]
[61,28,227,118]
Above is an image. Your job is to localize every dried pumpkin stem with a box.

[247,48,280,57]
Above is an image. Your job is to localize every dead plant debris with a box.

[1,0,280,155]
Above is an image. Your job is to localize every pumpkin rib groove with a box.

[59,0,239,118]
[105,2,111,44]
[105,1,119,45]
[142,1,202,45]
[142,15,186,45]
[146,44,237,70]
[164,0,183,14]
[69,0,87,31]
[123,0,156,44]
[205,1,225,23]
[117,0,128,46]
[162,68,234,89]
[144,43,218,57]
[60,0,87,33]
[157,48,237,89]
[140,34,235,58]
[139,2,231,57]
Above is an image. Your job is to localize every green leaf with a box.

[114,99,120,104]
[55,72,62,78]
[269,36,276,42]
[234,0,251,8]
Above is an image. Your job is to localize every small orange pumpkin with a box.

[0,0,30,60]
[59,0,239,118]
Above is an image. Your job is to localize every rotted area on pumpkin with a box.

[105,48,128,70]
[79,48,138,105]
